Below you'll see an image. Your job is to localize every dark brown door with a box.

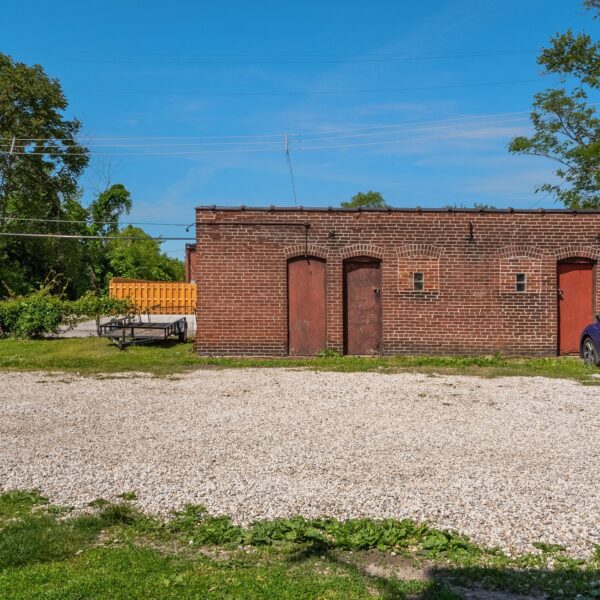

[288,257,326,355]
[344,259,382,355]
[558,261,595,354]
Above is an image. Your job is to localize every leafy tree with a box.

[508,1,600,208]
[0,54,182,296]
[341,191,389,209]
[0,54,185,296]
[106,226,184,282]
[0,53,89,296]
[85,184,133,291]
[88,184,132,236]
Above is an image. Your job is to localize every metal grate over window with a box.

[413,272,424,291]
[516,273,526,292]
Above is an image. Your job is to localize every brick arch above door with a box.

[283,244,329,260]
[553,245,600,262]
[339,244,385,260]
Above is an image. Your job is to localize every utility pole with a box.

[284,133,298,207]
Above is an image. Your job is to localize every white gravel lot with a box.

[0,369,598,557]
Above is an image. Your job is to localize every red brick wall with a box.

[195,207,600,357]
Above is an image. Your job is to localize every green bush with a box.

[0,290,68,338]
[71,292,133,334]
[72,292,133,321]
[0,291,133,338]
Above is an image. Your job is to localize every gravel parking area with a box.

[0,369,598,557]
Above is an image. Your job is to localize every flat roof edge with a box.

[195,205,600,214]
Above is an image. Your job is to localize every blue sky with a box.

[3,0,596,257]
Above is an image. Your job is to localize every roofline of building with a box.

[196,205,600,215]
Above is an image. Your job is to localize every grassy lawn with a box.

[0,337,598,382]
[0,491,598,600]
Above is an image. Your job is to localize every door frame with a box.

[287,255,328,356]
[343,256,383,355]
[556,257,596,355]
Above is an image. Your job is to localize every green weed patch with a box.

[0,338,598,383]
[1,491,597,599]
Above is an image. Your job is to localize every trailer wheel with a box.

[178,321,188,343]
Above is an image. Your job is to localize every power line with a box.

[7,139,286,148]
[528,189,562,209]
[4,133,285,142]
[298,127,529,150]
[11,48,536,65]
[0,110,535,144]
[286,116,529,144]
[285,111,533,138]
[0,216,194,227]
[1,123,530,157]
[0,232,195,241]
[0,110,542,160]
[1,116,530,148]
[65,77,544,98]
[2,147,274,156]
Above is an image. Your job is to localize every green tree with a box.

[0,54,184,297]
[508,1,600,208]
[341,191,389,209]
[106,226,184,283]
[0,53,89,297]
[88,184,132,236]
[85,184,133,291]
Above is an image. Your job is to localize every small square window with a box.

[413,272,424,291]
[516,273,526,292]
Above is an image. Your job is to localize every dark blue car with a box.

[580,315,600,366]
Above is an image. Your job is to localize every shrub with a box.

[72,293,133,321]
[71,293,133,334]
[0,291,133,338]
[0,290,68,338]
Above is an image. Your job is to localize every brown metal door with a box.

[288,257,326,355]
[558,261,595,354]
[344,259,382,354]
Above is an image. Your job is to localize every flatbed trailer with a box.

[99,316,188,350]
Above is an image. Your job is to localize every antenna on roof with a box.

[284,133,298,207]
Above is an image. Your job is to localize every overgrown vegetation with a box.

[0,53,184,298]
[0,490,597,599]
[0,337,598,382]
[0,290,132,338]
[341,190,390,209]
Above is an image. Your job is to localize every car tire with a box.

[582,337,600,366]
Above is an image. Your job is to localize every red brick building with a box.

[194,206,600,357]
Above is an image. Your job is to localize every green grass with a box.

[0,337,598,382]
[0,490,48,520]
[0,491,598,600]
